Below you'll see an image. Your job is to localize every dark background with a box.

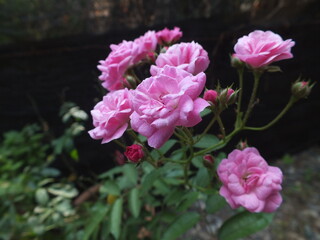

[0,0,319,174]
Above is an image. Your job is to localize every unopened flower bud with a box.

[230,54,244,69]
[124,144,144,163]
[291,80,313,100]
[219,88,237,106]
[125,75,137,89]
[203,90,218,105]
[203,154,215,169]
[114,150,125,165]
[236,140,248,150]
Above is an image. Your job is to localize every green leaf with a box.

[82,204,109,240]
[191,156,204,168]
[218,212,274,240]
[140,169,161,195]
[200,107,211,117]
[159,139,177,154]
[194,134,219,149]
[164,189,185,206]
[100,180,120,196]
[206,194,226,214]
[98,166,123,179]
[162,212,200,240]
[123,164,138,186]
[194,168,211,188]
[170,148,185,161]
[35,188,49,205]
[128,188,141,218]
[176,191,199,212]
[110,198,123,240]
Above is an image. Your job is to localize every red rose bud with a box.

[203,90,218,105]
[203,154,215,169]
[291,80,314,100]
[124,144,144,163]
[230,54,244,69]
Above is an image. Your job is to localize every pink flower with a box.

[130,65,209,148]
[217,147,283,213]
[134,30,158,56]
[234,30,295,68]
[88,89,133,143]
[124,144,144,163]
[203,90,218,105]
[98,31,157,91]
[150,42,210,76]
[156,27,183,45]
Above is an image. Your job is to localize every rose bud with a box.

[114,150,125,165]
[230,54,244,69]
[236,140,249,150]
[124,144,144,163]
[219,88,238,106]
[203,154,215,169]
[291,80,314,100]
[203,90,218,105]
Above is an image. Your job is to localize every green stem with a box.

[194,128,241,157]
[195,114,218,143]
[217,115,226,138]
[235,68,244,127]
[113,139,126,150]
[244,96,296,131]
[174,130,189,143]
[242,71,261,125]
[183,145,194,187]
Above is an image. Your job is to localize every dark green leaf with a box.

[129,188,141,218]
[162,212,200,240]
[100,180,120,196]
[191,156,204,168]
[123,164,138,186]
[194,168,211,188]
[140,169,161,195]
[110,198,123,240]
[206,194,226,214]
[159,139,177,154]
[218,211,274,240]
[82,204,109,240]
[164,189,185,206]
[194,134,219,149]
[176,191,199,212]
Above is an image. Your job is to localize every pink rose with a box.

[150,42,210,76]
[98,31,157,91]
[217,147,283,213]
[124,144,144,163]
[156,27,183,45]
[130,65,209,148]
[233,30,295,68]
[98,41,141,91]
[134,30,158,56]
[88,88,133,143]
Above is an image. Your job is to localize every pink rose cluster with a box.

[217,147,283,213]
[89,27,210,148]
[98,28,183,92]
[233,30,295,68]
